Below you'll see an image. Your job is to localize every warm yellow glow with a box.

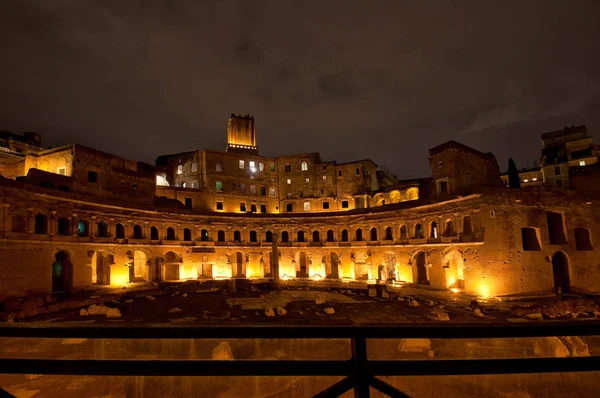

[311,274,322,281]
[478,283,490,298]
[281,274,289,281]
[450,288,460,293]
[110,273,130,286]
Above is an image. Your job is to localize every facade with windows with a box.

[1,118,599,301]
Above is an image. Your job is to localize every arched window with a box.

[406,187,418,201]
[218,230,225,242]
[115,223,125,239]
[177,165,183,174]
[430,222,438,239]
[443,220,455,237]
[400,225,407,240]
[250,230,257,242]
[191,162,198,172]
[370,227,378,241]
[341,229,349,242]
[327,230,335,242]
[301,161,308,171]
[355,228,363,241]
[297,230,305,242]
[57,217,70,236]
[150,226,159,240]
[78,220,89,237]
[266,230,273,242]
[414,224,423,239]
[166,227,176,240]
[183,228,192,241]
[97,221,108,238]
[201,229,209,241]
[34,214,48,234]
[313,230,320,242]
[133,224,143,239]
[384,227,393,241]
[233,230,241,242]
[281,231,289,243]
[463,216,473,235]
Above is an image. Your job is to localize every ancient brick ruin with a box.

[0,117,598,299]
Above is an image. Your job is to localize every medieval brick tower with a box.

[226,114,258,155]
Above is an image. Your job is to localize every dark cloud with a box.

[1,0,599,179]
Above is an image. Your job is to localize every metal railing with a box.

[1,322,599,398]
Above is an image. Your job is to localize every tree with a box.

[508,158,521,188]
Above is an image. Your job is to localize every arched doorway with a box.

[233,252,245,278]
[354,252,369,280]
[52,251,73,293]
[95,251,112,285]
[264,252,272,278]
[385,252,396,281]
[295,252,308,278]
[443,250,464,289]
[163,251,182,280]
[552,251,570,294]
[414,252,429,285]
[127,250,149,282]
[325,252,340,279]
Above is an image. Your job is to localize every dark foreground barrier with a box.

[1,322,599,397]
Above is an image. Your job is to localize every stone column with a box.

[271,233,280,289]
[27,207,34,233]
[50,211,57,236]
[72,214,79,237]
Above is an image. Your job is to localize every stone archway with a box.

[233,252,245,278]
[52,251,73,293]
[443,249,464,289]
[92,251,112,285]
[552,251,571,294]
[295,252,308,278]
[413,251,429,285]
[163,251,182,280]
[127,250,149,282]
[325,252,340,279]
[354,252,369,280]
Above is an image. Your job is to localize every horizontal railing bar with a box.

[0,357,599,377]
[1,322,600,339]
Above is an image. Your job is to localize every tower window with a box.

[259,162,264,171]
[301,161,308,171]
[177,165,183,175]
[322,176,327,183]
[285,164,291,172]
[305,177,310,183]
[287,178,291,185]
[216,162,222,172]
[239,160,245,169]
[249,161,256,172]
[216,181,223,191]
[191,162,198,172]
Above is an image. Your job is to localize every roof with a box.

[155,150,198,167]
[336,158,378,168]
[541,125,587,140]
[428,140,495,160]
[500,166,541,176]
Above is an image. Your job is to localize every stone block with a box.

[533,337,569,358]
[398,338,431,353]
[560,336,590,357]
[409,300,420,307]
[323,307,335,314]
[265,307,275,317]
[105,308,121,318]
[212,342,234,360]
[276,306,287,316]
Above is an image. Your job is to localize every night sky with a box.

[1,1,599,179]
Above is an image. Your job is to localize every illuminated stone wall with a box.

[1,182,599,299]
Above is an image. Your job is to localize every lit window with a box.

[191,163,198,172]
[301,161,308,171]
[270,163,275,171]
[523,179,529,183]
[287,192,292,198]
[287,178,291,184]
[249,161,256,172]
[269,187,276,197]
[259,162,264,171]
[57,166,66,175]
[177,165,183,175]
[250,175,255,180]
[532,177,537,181]
[216,162,222,172]
[216,181,223,191]
[182,182,187,188]
[304,202,311,211]
[239,160,245,169]
[305,177,310,183]
[580,160,586,166]
[250,185,256,195]
[322,176,327,183]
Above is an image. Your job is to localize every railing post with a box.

[352,336,370,398]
